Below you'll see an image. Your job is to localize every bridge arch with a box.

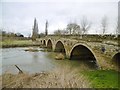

[112,52,120,67]
[54,41,66,56]
[47,39,53,51]
[43,40,46,46]
[69,43,99,68]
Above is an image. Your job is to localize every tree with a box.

[101,16,108,35]
[28,33,31,38]
[115,19,118,37]
[45,20,48,36]
[61,29,69,35]
[32,18,39,41]
[54,29,69,35]
[54,29,62,35]
[38,33,45,38]
[66,23,81,35]
[80,16,91,35]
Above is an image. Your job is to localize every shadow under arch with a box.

[47,39,53,51]
[112,52,120,69]
[43,40,46,46]
[54,41,66,56]
[70,44,99,69]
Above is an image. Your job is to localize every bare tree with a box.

[101,16,108,35]
[28,33,31,38]
[66,23,81,35]
[54,28,69,35]
[80,16,91,35]
[66,24,72,35]
[61,29,69,35]
[54,29,62,35]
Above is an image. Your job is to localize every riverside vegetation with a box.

[1,39,41,48]
[1,36,41,48]
[0,38,119,89]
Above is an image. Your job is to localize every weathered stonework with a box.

[38,36,120,71]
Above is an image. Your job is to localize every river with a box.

[1,47,98,75]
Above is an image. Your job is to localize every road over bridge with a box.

[37,35,120,71]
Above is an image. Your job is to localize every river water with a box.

[0,47,97,75]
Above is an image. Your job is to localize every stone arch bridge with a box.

[37,36,120,71]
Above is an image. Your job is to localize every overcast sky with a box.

[1,0,119,36]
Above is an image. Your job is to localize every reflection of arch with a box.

[70,43,98,68]
[43,40,46,46]
[47,39,53,51]
[112,53,120,67]
[55,41,66,55]
[32,52,39,63]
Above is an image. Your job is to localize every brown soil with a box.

[1,66,91,88]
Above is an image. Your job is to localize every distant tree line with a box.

[0,30,24,37]
[53,16,118,38]
[54,16,91,39]
[31,16,118,40]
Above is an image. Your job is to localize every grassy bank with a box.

[1,39,41,48]
[82,70,119,89]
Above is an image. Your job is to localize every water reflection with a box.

[1,47,98,75]
[32,52,39,63]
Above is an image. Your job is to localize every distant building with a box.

[45,20,48,36]
[16,33,24,37]
[32,18,39,40]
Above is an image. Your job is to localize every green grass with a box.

[1,39,40,48]
[2,40,32,45]
[82,70,119,88]
[47,52,119,89]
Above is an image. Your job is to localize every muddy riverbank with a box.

[1,65,91,88]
